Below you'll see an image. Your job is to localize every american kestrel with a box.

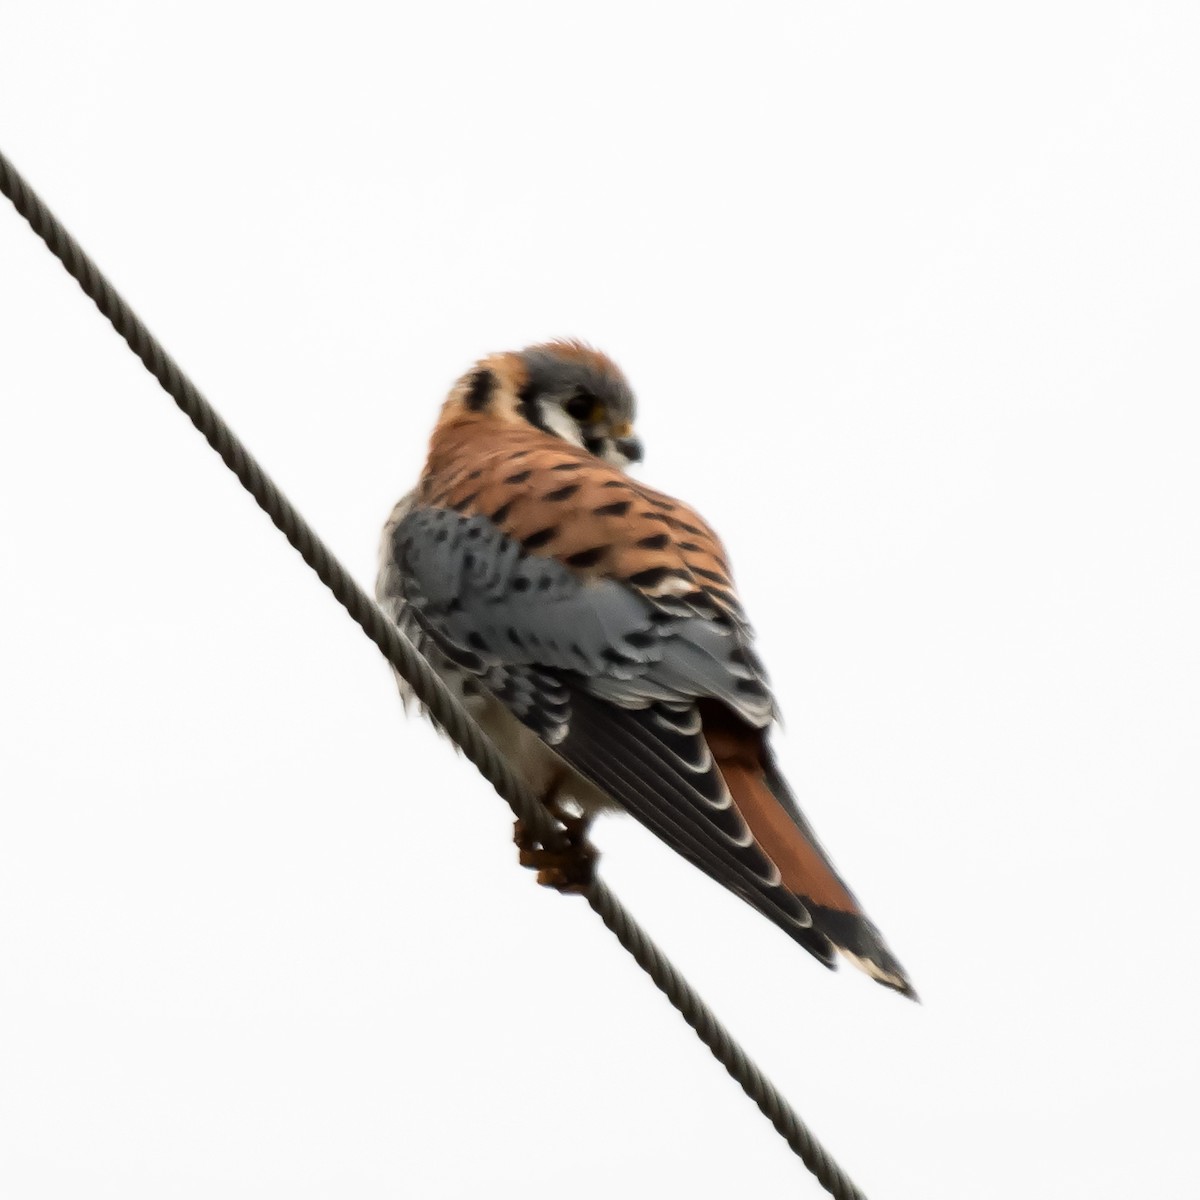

[378,341,915,997]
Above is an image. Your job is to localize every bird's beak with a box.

[615,435,644,464]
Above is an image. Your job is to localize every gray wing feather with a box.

[382,503,832,956]
[390,506,774,727]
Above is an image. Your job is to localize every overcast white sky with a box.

[2,3,1198,1197]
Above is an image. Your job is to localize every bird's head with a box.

[443,339,642,468]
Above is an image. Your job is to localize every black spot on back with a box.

[636,532,669,550]
[544,482,581,502]
[628,566,682,589]
[523,527,557,551]
[505,469,532,485]
[565,546,606,569]
[594,499,631,517]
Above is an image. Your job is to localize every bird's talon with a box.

[513,817,597,893]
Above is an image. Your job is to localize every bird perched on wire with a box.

[377,341,915,997]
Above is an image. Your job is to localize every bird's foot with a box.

[513,814,597,894]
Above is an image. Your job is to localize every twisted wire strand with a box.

[1,146,867,1200]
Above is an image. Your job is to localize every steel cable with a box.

[1,145,867,1200]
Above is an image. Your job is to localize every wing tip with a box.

[835,947,920,1001]
[807,904,919,1000]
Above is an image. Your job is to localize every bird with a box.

[377,340,915,998]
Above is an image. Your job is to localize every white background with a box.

[2,4,1197,1197]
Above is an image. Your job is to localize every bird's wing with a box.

[391,420,913,992]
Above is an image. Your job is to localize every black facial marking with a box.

[517,381,549,432]
[464,369,496,412]
[566,390,595,421]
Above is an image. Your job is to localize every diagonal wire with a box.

[0,145,867,1200]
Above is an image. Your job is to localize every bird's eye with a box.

[566,392,599,423]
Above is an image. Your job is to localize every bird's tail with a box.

[703,712,917,999]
